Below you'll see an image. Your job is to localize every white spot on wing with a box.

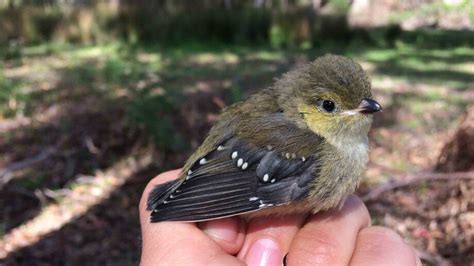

[231,151,238,159]
[217,145,224,151]
[187,170,193,175]
[301,156,306,162]
[259,202,274,208]
[270,178,276,183]
[242,162,248,170]
[237,158,243,167]
[249,197,259,201]
[199,158,207,164]
[263,174,269,182]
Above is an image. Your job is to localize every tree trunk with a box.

[436,106,474,172]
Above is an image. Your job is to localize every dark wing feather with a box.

[146,178,183,211]
[148,136,320,222]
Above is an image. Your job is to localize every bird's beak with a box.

[358,98,382,114]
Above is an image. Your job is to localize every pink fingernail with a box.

[202,218,239,243]
[245,238,282,266]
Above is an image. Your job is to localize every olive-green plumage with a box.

[147,54,382,222]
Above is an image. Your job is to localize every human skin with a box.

[140,170,420,266]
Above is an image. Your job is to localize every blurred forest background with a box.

[0,0,473,265]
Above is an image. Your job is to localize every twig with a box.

[0,116,30,133]
[362,171,474,202]
[0,148,55,188]
[42,188,73,199]
[416,248,451,266]
[368,161,406,174]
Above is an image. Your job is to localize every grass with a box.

[2,37,472,134]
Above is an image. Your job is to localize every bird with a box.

[146,54,382,222]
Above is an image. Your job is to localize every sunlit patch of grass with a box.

[456,62,474,74]
[246,50,285,61]
[356,46,474,70]
[2,42,170,121]
[187,52,239,65]
[21,42,72,57]
[417,46,474,58]
[355,49,396,62]
[136,52,163,65]
[67,44,120,59]
[355,45,474,91]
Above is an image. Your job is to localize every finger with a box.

[140,170,243,265]
[287,195,371,265]
[199,217,246,255]
[237,214,307,266]
[350,226,418,266]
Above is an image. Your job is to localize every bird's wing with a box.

[147,114,323,222]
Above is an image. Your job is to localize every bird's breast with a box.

[307,138,369,212]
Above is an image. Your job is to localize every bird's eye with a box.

[321,100,336,113]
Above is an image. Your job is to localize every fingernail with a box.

[245,238,282,266]
[202,218,239,243]
[283,253,289,266]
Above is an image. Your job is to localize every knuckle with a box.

[355,227,418,265]
[358,200,371,224]
[362,226,404,244]
[292,231,342,265]
[358,226,407,253]
[344,195,371,226]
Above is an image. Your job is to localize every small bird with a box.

[147,54,382,222]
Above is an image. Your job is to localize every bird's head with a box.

[275,54,382,146]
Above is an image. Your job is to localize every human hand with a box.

[140,170,420,266]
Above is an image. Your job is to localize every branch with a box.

[362,171,474,202]
[0,148,55,187]
[415,249,450,266]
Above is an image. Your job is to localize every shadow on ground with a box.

[2,168,154,265]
